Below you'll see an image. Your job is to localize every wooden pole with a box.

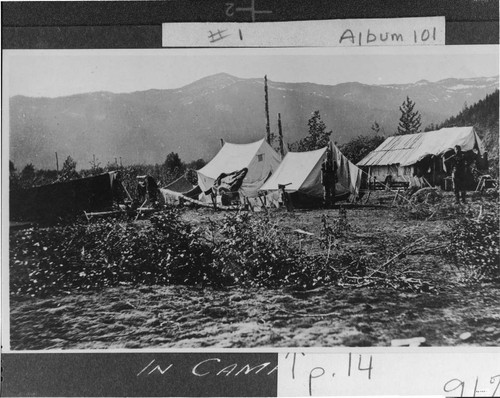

[277,113,284,158]
[264,75,271,144]
[55,152,59,173]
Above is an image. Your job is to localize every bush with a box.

[339,134,385,164]
[210,212,386,291]
[211,213,332,289]
[319,207,351,249]
[11,210,347,296]
[11,207,440,297]
[10,209,217,296]
[445,213,500,283]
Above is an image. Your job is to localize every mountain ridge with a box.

[9,73,499,170]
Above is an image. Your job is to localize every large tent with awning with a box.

[259,143,363,207]
[196,138,282,201]
[357,126,485,187]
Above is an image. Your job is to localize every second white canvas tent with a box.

[259,144,362,202]
[197,138,281,201]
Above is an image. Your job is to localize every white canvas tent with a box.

[357,126,485,187]
[259,143,362,204]
[197,138,281,201]
[399,126,485,166]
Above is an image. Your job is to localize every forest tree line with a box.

[9,153,206,193]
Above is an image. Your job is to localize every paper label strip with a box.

[162,17,445,47]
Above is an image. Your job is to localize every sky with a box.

[4,46,499,98]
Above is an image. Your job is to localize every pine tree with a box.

[89,154,103,176]
[164,152,185,180]
[9,161,21,190]
[396,96,422,135]
[19,163,36,188]
[61,156,80,181]
[424,122,436,132]
[340,134,385,164]
[289,111,332,152]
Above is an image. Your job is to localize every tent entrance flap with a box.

[196,138,281,201]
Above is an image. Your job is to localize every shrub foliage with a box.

[11,207,446,297]
[11,210,215,296]
[445,213,500,283]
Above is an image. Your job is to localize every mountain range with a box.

[9,73,499,170]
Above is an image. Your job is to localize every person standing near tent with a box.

[136,175,162,208]
[137,176,147,204]
[321,150,337,207]
[450,145,468,204]
[477,151,489,173]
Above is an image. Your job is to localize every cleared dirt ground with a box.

[9,194,500,349]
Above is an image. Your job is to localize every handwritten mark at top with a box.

[208,29,230,43]
[226,0,272,22]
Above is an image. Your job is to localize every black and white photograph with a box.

[4,45,499,351]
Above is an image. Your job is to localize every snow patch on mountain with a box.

[447,84,474,90]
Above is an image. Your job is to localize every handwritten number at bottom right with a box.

[444,375,500,397]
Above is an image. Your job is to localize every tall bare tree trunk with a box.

[278,113,285,158]
[264,75,271,144]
